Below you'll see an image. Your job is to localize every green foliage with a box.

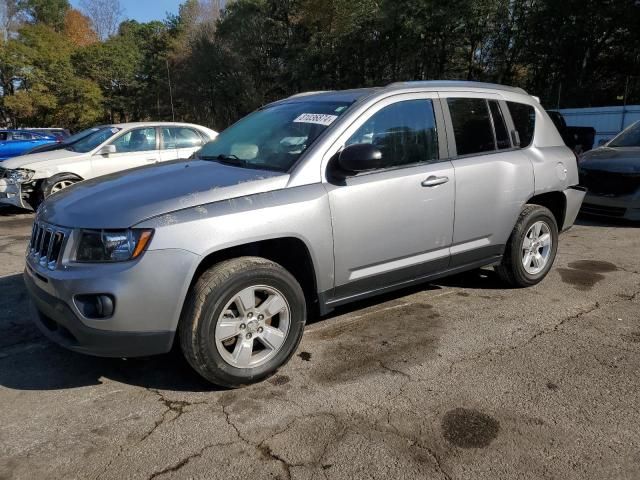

[20,0,70,31]
[1,0,639,130]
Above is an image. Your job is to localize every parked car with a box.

[20,128,71,140]
[24,126,109,155]
[547,111,596,154]
[0,130,58,161]
[23,81,584,387]
[0,122,217,209]
[579,120,640,221]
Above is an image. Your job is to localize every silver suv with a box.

[24,81,585,387]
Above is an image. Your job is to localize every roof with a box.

[108,121,213,129]
[281,81,529,105]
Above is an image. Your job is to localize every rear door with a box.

[160,127,205,161]
[91,127,160,177]
[441,94,534,265]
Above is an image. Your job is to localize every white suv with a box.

[0,122,217,209]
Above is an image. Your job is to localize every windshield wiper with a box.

[200,154,249,168]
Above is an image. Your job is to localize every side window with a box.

[447,98,495,156]
[172,128,204,149]
[12,132,32,140]
[111,128,157,153]
[161,128,177,150]
[489,101,511,150]
[0,132,7,141]
[507,102,535,148]
[346,99,439,168]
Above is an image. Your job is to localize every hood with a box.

[1,148,84,170]
[38,160,288,229]
[580,147,640,174]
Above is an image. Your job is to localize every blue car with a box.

[0,130,58,161]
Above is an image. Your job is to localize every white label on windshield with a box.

[293,113,338,126]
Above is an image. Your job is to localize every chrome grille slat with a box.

[28,221,69,270]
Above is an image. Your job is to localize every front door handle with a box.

[421,175,449,187]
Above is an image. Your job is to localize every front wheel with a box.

[495,205,558,287]
[179,257,306,387]
[31,173,81,209]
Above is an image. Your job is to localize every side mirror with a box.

[338,143,384,172]
[96,145,116,156]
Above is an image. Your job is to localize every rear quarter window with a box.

[507,102,536,148]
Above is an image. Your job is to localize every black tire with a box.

[179,256,306,388]
[495,204,559,287]
[41,173,81,200]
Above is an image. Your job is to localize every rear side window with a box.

[489,101,511,149]
[346,99,439,167]
[173,128,204,148]
[447,98,495,156]
[507,102,535,148]
[12,132,32,140]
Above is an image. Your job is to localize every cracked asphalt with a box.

[0,205,639,480]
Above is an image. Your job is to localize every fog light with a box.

[74,294,115,319]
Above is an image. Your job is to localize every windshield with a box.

[608,121,640,147]
[67,127,121,153]
[63,126,107,145]
[197,101,353,171]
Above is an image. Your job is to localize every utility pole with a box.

[166,58,176,122]
[620,75,630,132]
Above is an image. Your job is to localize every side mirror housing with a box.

[338,143,384,172]
[96,145,116,156]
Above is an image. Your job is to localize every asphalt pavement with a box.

[0,206,638,480]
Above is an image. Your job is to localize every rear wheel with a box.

[179,257,306,387]
[495,204,558,287]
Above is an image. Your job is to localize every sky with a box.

[70,0,182,23]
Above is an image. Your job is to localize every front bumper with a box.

[580,190,640,221]
[24,247,200,358]
[0,178,30,209]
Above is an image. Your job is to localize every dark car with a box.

[547,111,596,154]
[579,121,640,221]
[24,126,105,154]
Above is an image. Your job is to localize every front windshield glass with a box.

[197,101,353,171]
[63,126,106,145]
[67,127,121,153]
[608,121,640,147]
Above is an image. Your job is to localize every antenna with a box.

[166,58,176,122]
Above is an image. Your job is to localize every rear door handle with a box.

[421,175,449,187]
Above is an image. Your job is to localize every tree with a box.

[20,0,70,31]
[64,9,98,46]
[0,0,24,40]
[79,0,123,40]
[1,23,102,128]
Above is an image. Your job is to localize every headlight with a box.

[6,169,35,183]
[75,229,154,262]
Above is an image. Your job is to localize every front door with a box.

[325,95,455,302]
[91,127,160,177]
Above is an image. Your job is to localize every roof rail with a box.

[287,90,333,99]
[386,80,528,95]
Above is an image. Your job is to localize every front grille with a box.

[580,170,640,196]
[27,221,69,270]
[581,203,627,217]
